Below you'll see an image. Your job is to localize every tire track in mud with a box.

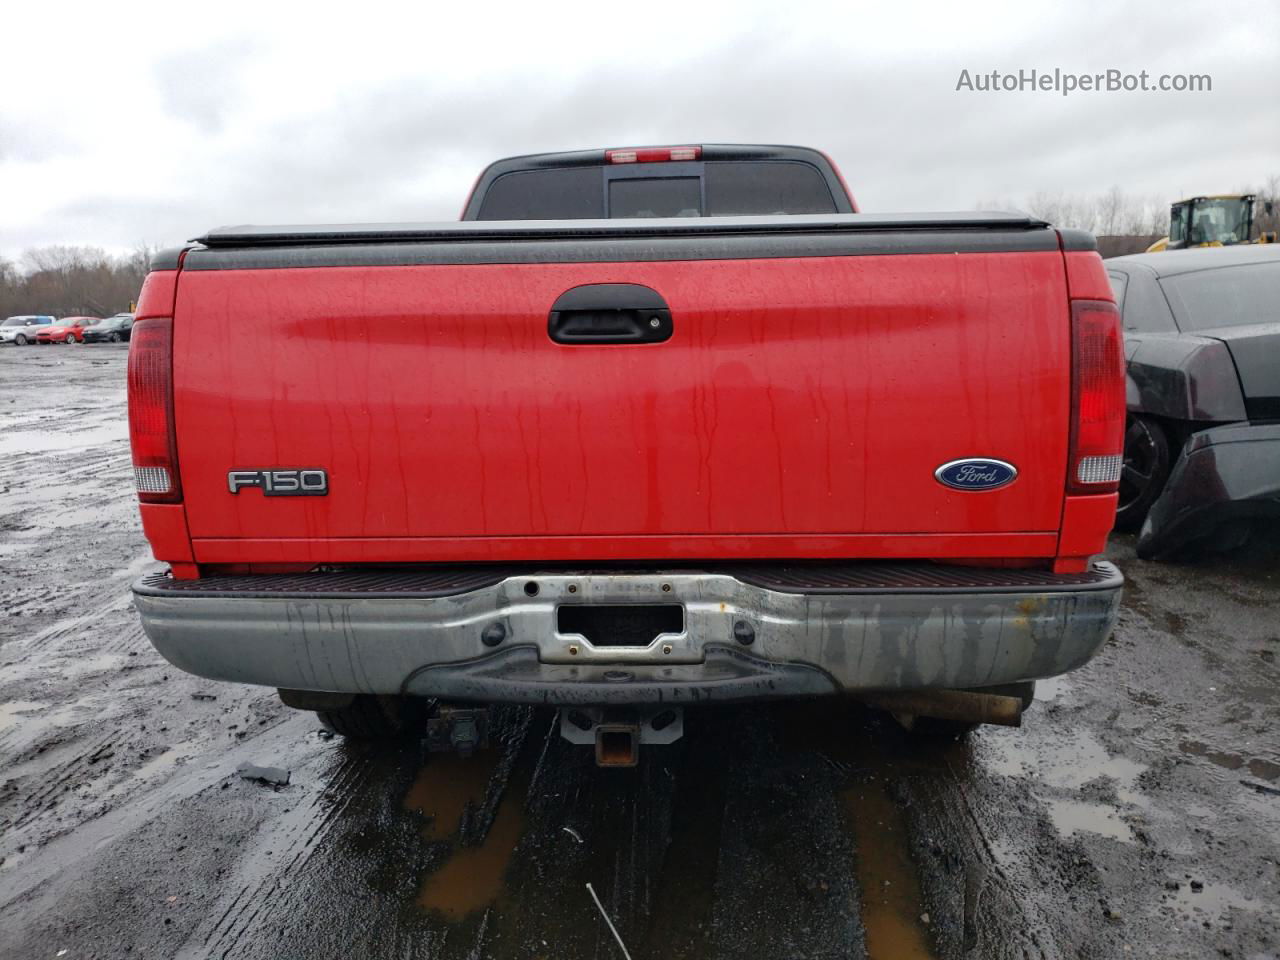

[9,732,117,822]
[188,753,378,960]
[0,713,327,915]
[10,587,141,655]
[0,352,282,886]
[0,351,168,853]
[0,685,295,859]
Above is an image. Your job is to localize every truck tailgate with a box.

[171,218,1071,562]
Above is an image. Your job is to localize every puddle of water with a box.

[842,778,938,959]
[1180,740,1245,771]
[773,702,941,957]
[0,420,127,456]
[403,750,502,841]
[986,728,1148,843]
[415,785,525,921]
[986,728,1147,804]
[0,701,49,733]
[1045,798,1133,842]
[1035,676,1071,703]
[1250,758,1280,780]
[1161,879,1261,920]
[61,652,127,678]
[1180,740,1280,781]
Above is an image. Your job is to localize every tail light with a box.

[127,317,182,503]
[1067,300,1125,494]
[606,146,701,164]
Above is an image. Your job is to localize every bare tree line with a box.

[979,174,1280,238]
[0,245,155,319]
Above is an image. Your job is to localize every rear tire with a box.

[14,334,27,345]
[910,717,978,739]
[108,332,121,343]
[316,694,415,740]
[1115,415,1171,531]
[888,711,977,739]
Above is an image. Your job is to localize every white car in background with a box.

[0,316,55,345]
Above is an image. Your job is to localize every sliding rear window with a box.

[609,177,701,218]
[475,159,837,220]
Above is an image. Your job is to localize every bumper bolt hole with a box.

[568,645,580,656]
[733,620,756,646]
[567,584,578,594]
[524,581,539,597]
[661,583,671,593]
[662,644,673,655]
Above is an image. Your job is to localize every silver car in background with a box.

[0,316,55,345]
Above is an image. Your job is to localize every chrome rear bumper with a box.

[132,562,1123,705]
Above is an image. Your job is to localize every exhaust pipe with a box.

[595,724,640,767]
[861,689,1024,727]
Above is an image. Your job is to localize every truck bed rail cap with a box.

[193,212,1051,248]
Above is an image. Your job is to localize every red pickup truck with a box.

[129,145,1124,762]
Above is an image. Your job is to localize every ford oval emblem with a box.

[935,458,1018,491]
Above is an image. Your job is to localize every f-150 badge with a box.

[227,469,328,496]
[934,459,1017,491]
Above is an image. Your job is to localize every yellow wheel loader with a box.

[1146,194,1276,252]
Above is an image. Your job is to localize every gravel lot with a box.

[1,345,1277,959]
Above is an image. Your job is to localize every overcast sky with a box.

[3,0,1277,261]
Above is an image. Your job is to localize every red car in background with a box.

[36,317,101,344]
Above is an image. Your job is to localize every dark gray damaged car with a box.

[1107,244,1280,558]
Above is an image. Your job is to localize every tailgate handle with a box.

[548,283,672,344]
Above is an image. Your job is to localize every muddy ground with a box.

[1,345,1277,960]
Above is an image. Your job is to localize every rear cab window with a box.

[471,148,848,221]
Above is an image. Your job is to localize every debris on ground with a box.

[586,882,632,960]
[236,762,290,786]
[1241,778,1280,797]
